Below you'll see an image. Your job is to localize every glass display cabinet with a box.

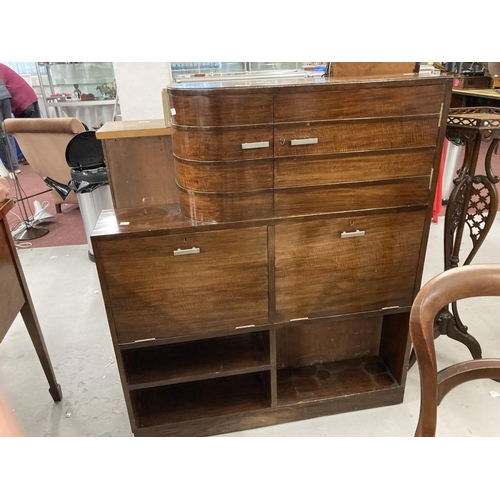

[36,62,118,129]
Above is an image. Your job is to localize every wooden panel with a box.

[174,158,273,192]
[274,117,439,157]
[168,92,273,126]
[274,148,436,188]
[97,227,269,344]
[0,222,24,339]
[177,185,273,222]
[102,135,178,209]
[276,316,383,368]
[274,211,426,322]
[274,176,430,217]
[379,312,411,386]
[274,84,444,122]
[172,125,273,161]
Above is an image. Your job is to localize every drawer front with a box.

[274,148,436,188]
[98,227,269,343]
[178,185,274,222]
[172,126,273,161]
[274,84,446,122]
[275,211,426,322]
[175,158,273,192]
[274,117,439,157]
[274,177,430,217]
[169,92,273,126]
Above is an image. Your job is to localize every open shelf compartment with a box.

[123,331,270,390]
[277,356,398,406]
[275,313,407,406]
[131,371,271,429]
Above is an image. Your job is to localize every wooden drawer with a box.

[274,116,439,157]
[274,84,445,122]
[172,125,273,161]
[174,158,273,192]
[274,176,430,217]
[274,148,436,188]
[177,185,273,222]
[274,211,426,322]
[168,92,273,127]
[97,227,269,343]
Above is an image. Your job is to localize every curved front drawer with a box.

[172,125,273,161]
[178,185,274,222]
[168,90,273,127]
[175,158,273,193]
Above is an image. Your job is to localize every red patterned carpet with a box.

[3,163,87,248]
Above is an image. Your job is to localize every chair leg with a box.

[55,204,62,214]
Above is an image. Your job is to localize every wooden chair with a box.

[409,263,500,436]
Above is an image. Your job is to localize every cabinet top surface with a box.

[96,119,172,139]
[167,74,451,93]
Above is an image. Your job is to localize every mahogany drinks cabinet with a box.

[91,74,452,436]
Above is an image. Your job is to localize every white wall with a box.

[112,62,172,121]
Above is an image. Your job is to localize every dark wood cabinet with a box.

[92,74,452,436]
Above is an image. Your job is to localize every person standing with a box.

[0,63,41,174]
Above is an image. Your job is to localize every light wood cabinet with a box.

[92,74,453,436]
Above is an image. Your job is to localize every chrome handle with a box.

[340,230,366,239]
[173,247,200,256]
[291,138,318,146]
[241,141,270,150]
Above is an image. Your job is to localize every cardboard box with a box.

[328,62,417,78]
[453,76,492,89]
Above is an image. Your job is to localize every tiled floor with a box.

[1,214,500,438]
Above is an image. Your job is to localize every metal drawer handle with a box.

[173,247,200,256]
[241,141,270,150]
[290,138,318,146]
[340,230,366,239]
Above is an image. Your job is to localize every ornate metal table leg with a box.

[436,136,499,355]
[410,108,500,371]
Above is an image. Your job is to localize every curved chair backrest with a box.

[410,264,500,436]
[2,118,87,209]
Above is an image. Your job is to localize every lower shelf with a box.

[129,355,400,434]
[277,356,398,406]
[132,371,271,429]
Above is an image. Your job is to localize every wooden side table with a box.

[96,119,178,210]
[0,199,62,402]
[436,107,500,357]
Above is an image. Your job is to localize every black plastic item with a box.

[65,130,105,169]
[65,130,109,194]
